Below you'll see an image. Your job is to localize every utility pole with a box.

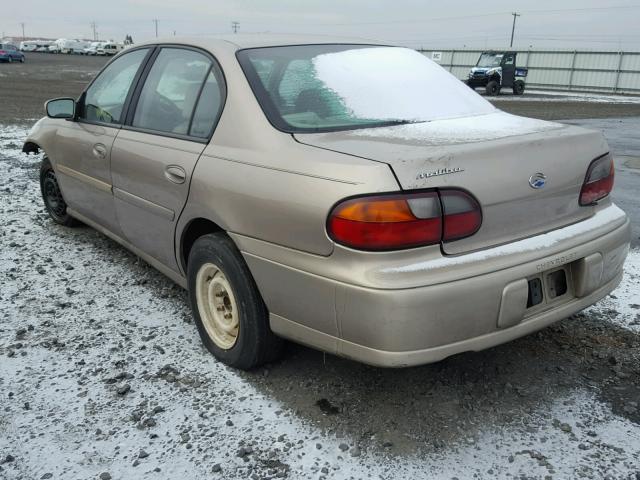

[90,21,97,41]
[510,12,520,48]
[153,19,159,38]
[231,21,240,34]
[20,22,25,40]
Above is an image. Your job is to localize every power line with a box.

[258,4,640,28]
[519,4,640,15]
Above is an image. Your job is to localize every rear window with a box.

[237,44,494,133]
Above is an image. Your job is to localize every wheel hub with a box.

[195,263,239,350]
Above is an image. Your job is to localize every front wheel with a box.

[40,158,79,227]
[187,233,283,370]
[485,80,500,96]
[513,80,525,95]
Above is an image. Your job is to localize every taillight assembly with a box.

[327,189,482,251]
[579,153,614,206]
[0,50,6,55]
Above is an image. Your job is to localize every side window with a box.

[82,48,149,124]
[503,55,514,65]
[132,48,211,135]
[189,65,225,138]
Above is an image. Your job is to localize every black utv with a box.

[465,51,528,96]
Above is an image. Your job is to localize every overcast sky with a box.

[4,0,640,50]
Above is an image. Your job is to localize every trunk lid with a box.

[295,111,609,254]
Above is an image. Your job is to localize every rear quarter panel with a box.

[175,43,399,262]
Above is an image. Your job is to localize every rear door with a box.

[110,46,226,271]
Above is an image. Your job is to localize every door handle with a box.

[164,165,186,184]
[92,143,107,159]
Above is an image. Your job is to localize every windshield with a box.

[476,53,503,68]
[237,44,494,133]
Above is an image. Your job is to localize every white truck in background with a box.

[20,40,53,52]
[97,42,124,56]
[49,39,90,54]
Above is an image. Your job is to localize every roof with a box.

[137,34,388,51]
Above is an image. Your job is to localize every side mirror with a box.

[45,98,76,119]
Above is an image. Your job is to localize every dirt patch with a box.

[0,53,108,125]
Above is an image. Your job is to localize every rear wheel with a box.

[40,157,79,227]
[485,80,500,96]
[513,80,525,95]
[187,233,283,370]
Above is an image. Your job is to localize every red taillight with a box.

[327,189,481,251]
[440,190,483,241]
[0,50,6,55]
[580,153,614,206]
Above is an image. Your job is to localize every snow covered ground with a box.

[1,124,640,479]
[492,89,640,104]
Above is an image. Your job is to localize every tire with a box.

[187,233,283,370]
[513,80,525,95]
[7,57,12,63]
[20,57,25,63]
[40,157,79,227]
[485,80,500,96]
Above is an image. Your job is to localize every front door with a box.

[53,47,151,234]
[501,53,516,87]
[111,47,226,271]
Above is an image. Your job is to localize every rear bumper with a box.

[238,205,630,367]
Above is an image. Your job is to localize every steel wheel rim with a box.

[43,170,66,217]
[195,262,239,350]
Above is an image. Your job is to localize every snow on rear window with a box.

[238,45,495,133]
[311,47,495,122]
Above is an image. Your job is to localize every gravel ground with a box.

[1,54,640,480]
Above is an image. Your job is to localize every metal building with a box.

[421,49,640,94]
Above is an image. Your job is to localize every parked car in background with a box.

[23,36,630,371]
[97,42,123,56]
[20,41,38,52]
[0,43,25,62]
[50,38,89,54]
[84,42,104,55]
[20,40,52,52]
